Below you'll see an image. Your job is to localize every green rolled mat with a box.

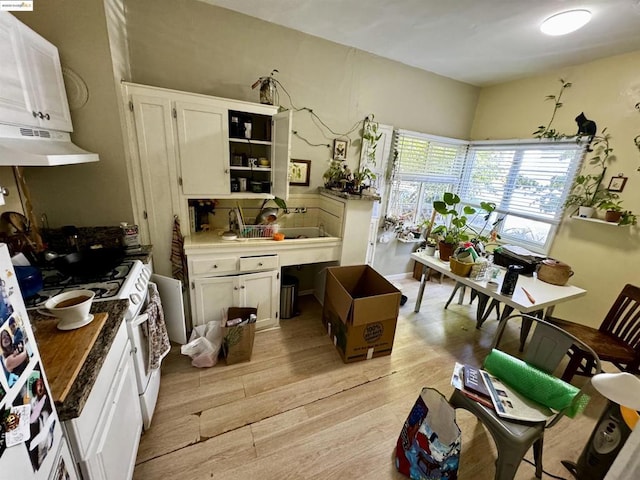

[484,349,590,418]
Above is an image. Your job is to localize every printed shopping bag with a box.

[395,388,461,480]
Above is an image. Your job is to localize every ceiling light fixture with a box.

[540,9,592,36]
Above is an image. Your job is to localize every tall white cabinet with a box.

[0,12,72,131]
[121,82,293,278]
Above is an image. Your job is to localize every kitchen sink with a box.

[278,227,328,239]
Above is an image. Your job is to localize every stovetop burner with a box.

[24,260,138,309]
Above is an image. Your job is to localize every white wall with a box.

[471,50,640,326]
[124,0,479,194]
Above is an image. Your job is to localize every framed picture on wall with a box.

[608,176,628,192]
[289,159,311,186]
[333,139,348,161]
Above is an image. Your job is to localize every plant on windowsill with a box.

[431,192,498,261]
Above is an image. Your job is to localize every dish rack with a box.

[239,224,280,239]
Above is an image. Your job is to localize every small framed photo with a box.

[289,159,311,186]
[608,176,628,192]
[333,139,348,161]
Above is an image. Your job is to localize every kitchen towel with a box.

[171,215,187,283]
[144,282,171,370]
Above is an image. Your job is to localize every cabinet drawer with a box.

[192,257,238,275]
[239,255,278,272]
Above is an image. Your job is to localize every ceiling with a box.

[199,0,640,86]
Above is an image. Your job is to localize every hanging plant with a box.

[362,115,382,166]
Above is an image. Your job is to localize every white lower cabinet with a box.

[192,268,280,331]
[63,322,142,480]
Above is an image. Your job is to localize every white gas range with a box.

[26,259,165,430]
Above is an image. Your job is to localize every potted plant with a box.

[596,198,623,223]
[431,192,497,261]
[352,166,376,194]
[619,210,638,226]
[563,133,613,217]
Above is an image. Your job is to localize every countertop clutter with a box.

[30,299,129,420]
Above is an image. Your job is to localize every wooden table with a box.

[411,252,587,335]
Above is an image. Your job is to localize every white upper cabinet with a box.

[175,101,229,195]
[0,12,72,131]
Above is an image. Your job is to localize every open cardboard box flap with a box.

[326,265,401,326]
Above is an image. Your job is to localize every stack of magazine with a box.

[451,363,553,422]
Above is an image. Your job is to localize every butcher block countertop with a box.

[30,299,129,421]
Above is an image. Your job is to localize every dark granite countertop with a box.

[124,244,153,264]
[318,187,381,201]
[30,299,129,421]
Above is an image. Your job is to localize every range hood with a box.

[0,123,99,166]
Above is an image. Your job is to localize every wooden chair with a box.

[548,283,640,383]
[449,314,600,480]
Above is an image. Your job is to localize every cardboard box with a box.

[324,265,401,326]
[222,307,256,365]
[323,265,401,363]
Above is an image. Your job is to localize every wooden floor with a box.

[133,276,607,480]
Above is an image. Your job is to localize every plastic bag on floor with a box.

[395,388,461,480]
[180,320,222,368]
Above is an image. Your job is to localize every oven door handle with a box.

[132,312,149,327]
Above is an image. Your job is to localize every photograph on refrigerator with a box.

[11,363,56,471]
[53,454,72,480]
[0,312,34,387]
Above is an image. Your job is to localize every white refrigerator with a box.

[0,243,78,480]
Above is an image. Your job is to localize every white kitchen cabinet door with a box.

[19,25,72,131]
[80,347,141,480]
[0,13,35,127]
[192,276,237,328]
[175,101,229,196]
[192,270,279,330]
[240,270,280,330]
[128,93,184,278]
[271,109,293,201]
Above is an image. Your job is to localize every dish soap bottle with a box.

[120,222,140,250]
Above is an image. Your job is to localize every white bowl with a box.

[44,289,95,330]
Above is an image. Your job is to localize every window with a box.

[387,132,585,254]
[386,130,468,225]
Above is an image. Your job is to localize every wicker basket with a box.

[449,257,473,277]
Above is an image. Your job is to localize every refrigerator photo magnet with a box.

[0,313,34,388]
[12,363,57,472]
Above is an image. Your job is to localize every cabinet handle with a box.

[258,262,263,266]
[44,113,50,120]
[213,265,218,269]
[234,286,238,290]
[241,285,245,289]
[224,169,229,174]
[37,111,44,119]
[32,111,38,118]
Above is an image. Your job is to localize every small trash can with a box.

[280,274,299,319]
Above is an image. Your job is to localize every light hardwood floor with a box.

[134,276,606,480]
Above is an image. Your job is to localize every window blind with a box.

[462,140,586,225]
[387,130,467,223]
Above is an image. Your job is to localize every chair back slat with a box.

[601,285,640,348]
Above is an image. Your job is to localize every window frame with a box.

[387,133,586,254]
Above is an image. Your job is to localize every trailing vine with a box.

[532,78,572,140]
